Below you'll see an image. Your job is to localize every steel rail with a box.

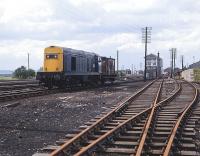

[135,79,181,155]
[74,108,151,156]
[49,80,156,156]
[155,79,181,107]
[0,87,59,102]
[163,81,198,156]
[135,80,163,155]
[71,80,164,156]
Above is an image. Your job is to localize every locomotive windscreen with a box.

[46,54,58,59]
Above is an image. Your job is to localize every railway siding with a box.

[0,80,148,156]
[44,80,159,156]
[166,83,200,156]
[34,79,186,156]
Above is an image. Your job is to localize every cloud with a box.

[0,0,200,71]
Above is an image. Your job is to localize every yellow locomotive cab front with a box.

[43,46,63,72]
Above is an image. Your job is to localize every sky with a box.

[0,0,200,71]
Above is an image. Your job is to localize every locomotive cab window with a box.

[46,54,58,59]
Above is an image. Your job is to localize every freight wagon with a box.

[181,68,200,82]
[36,46,116,89]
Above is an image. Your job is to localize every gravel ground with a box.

[0,81,148,156]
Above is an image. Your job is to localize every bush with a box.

[13,66,35,79]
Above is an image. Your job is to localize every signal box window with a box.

[71,57,76,71]
[46,54,58,59]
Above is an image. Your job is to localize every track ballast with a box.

[33,79,199,156]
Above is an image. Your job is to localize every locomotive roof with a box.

[46,46,116,59]
[47,46,98,56]
[63,47,98,56]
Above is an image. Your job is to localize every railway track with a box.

[0,87,58,102]
[0,80,51,102]
[0,79,144,103]
[171,83,200,156]
[34,79,192,156]
[136,81,197,156]
[0,79,38,88]
[0,83,39,91]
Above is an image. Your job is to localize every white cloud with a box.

[0,0,53,23]
[0,0,200,71]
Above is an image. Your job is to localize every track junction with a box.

[33,78,200,156]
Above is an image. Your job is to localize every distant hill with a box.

[0,70,13,75]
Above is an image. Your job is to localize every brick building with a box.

[146,54,163,79]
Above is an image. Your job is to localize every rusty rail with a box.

[163,81,198,156]
[49,80,155,156]
[66,80,163,156]
[74,108,151,156]
[135,80,163,155]
[135,80,181,155]
[33,79,200,156]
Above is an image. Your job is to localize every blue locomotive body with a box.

[37,46,116,88]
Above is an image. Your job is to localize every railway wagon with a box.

[36,46,116,88]
[181,68,200,82]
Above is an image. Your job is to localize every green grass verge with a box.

[0,76,18,80]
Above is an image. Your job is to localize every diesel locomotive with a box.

[36,46,116,89]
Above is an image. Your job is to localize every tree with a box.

[13,66,35,79]
[27,69,36,77]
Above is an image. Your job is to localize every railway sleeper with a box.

[155,123,174,127]
[179,143,196,150]
[150,149,163,155]
[125,110,146,113]
[149,142,167,148]
[153,131,171,136]
[97,147,136,155]
[156,118,177,121]
[178,150,198,156]
[120,130,142,136]
[156,120,176,124]
[114,116,134,120]
[159,111,182,114]
[182,131,195,137]
[101,126,118,130]
[114,135,139,141]
[151,136,169,142]
[109,140,138,147]
[180,137,193,143]
[154,127,173,131]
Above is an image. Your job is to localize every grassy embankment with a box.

[0,76,18,80]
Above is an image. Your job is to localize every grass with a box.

[0,76,18,80]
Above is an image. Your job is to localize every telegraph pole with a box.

[134,65,136,75]
[142,27,152,81]
[170,49,173,78]
[169,48,176,78]
[157,51,160,78]
[131,64,134,76]
[28,53,30,70]
[173,48,177,74]
[181,55,184,70]
[116,50,119,78]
